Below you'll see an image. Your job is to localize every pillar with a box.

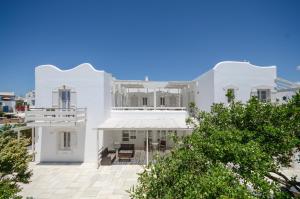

[178,88,181,107]
[146,130,149,165]
[97,129,99,168]
[154,88,156,109]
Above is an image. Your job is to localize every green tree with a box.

[130,92,300,198]
[0,124,32,199]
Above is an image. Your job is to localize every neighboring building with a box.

[0,92,16,113]
[25,61,299,165]
[193,61,277,111]
[25,90,35,107]
[275,78,300,103]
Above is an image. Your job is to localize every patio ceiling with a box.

[97,117,192,131]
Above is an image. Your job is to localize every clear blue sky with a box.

[1,0,300,95]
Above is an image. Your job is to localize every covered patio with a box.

[96,114,192,167]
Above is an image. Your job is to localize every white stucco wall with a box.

[193,70,214,112]
[38,126,85,162]
[213,61,277,104]
[0,100,16,112]
[35,63,113,163]
[275,89,299,104]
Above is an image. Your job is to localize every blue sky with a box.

[0,0,300,95]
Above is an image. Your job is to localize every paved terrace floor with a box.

[20,163,144,199]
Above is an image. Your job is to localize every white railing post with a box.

[32,127,35,161]
[97,129,100,169]
[154,88,156,110]
[146,130,149,166]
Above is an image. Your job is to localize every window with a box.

[226,89,235,103]
[282,96,287,101]
[257,89,270,102]
[60,132,71,150]
[130,130,136,139]
[160,97,165,106]
[122,130,136,141]
[158,130,166,140]
[168,130,177,136]
[122,130,130,142]
[142,97,148,106]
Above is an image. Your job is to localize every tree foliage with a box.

[130,92,300,198]
[0,125,32,199]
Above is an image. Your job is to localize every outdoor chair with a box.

[118,144,135,161]
[159,140,166,152]
[100,147,116,165]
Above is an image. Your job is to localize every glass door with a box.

[59,89,71,110]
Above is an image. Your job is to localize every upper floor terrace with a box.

[112,79,194,111]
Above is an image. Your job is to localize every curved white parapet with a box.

[36,63,105,74]
[213,61,276,71]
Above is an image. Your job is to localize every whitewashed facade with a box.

[25,90,35,107]
[0,92,16,113]
[25,61,299,164]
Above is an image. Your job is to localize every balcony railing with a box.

[25,108,86,127]
[112,107,187,111]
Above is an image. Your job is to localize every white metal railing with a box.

[25,108,86,126]
[112,107,187,111]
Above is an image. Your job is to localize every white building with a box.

[25,61,299,165]
[275,78,300,103]
[0,92,16,113]
[25,90,35,108]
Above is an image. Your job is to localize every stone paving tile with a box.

[20,163,143,199]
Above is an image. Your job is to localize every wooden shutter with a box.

[70,91,77,108]
[52,90,59,108]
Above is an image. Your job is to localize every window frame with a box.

[60,131,71,151]
[257,89,270,102]
[142,97,148,106]
[122,130,130,142]
[226,88,235,103]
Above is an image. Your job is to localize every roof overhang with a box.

[96,117,192,131]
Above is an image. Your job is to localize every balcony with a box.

[25,108,86,127]
[112,107,186,111]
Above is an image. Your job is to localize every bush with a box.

[0,124,32,199]
[130,92,300,198]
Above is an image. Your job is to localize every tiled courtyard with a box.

[20,162,144,199]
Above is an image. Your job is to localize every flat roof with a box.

[0,92,15,96]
